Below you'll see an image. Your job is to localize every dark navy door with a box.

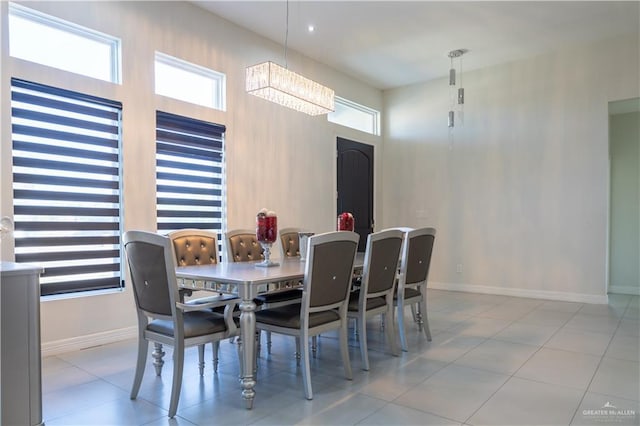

[337,137,374,252]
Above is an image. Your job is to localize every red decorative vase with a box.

[255,209,279,267]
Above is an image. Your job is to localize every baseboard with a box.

[429,281,609,304]
[609,285,640,296]
[41,326,138,357]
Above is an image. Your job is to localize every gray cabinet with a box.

[1,262,44,426]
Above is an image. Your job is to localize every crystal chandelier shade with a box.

[246,61,335,116]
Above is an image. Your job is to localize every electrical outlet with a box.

[456,263,463,273]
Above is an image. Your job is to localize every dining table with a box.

[175,253,365,409]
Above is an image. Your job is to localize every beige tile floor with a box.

[41,290,639,425]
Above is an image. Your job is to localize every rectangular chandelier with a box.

[246,61,334,116]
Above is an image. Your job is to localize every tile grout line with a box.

[462,301,586,425]
[567,310,622,425]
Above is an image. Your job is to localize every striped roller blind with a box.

[156,111,225,245]
[11,78,123,296]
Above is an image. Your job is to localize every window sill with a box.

[41,287,125,302]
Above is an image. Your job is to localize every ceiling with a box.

[193,1,639,90]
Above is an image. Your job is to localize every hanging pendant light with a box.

[447,49,468,127]
[246,1,334,115]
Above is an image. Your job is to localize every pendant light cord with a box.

[284,0,289,68]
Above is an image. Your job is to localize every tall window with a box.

[8,3,121,83]
[156,111,225,252]
[11,79,123,296]
[328,96,380,136]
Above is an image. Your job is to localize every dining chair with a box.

[255,231,360,400]
[278,227,309,258]
[123,230,238,418]
[278,227,319,354]
[347,228,403,370]
[225,229,303,353]
[394,227,436,351]
[168,228,239,374]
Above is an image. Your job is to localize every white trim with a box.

[8,2,122,83]
[609,285,640,296]
[154,51,226,111]
[328,96,380,136]
[41,326,137,357]
[429,281,609,305]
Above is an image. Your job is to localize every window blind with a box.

[11,78,123,296]
[156,111,225,240]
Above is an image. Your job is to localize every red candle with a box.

[337,212,354,231]
[256,209,277,243]
[264,215,277,243]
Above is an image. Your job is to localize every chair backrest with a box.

[225,229,264,262]
[168,229,219,266]
[278,227,311,258]
[361,229,404,296]
[400,227,436,286]
[123,230,178,319]
[303,231,359,310]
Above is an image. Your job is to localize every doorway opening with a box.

[608,97,640,295]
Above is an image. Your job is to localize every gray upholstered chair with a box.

[255,231,360,399]
[225,229,304,353]
[123,230,238,418]
[168,229,238,373]
[394,227,436,351]
[347,229,403,370]
[278,227,307,258]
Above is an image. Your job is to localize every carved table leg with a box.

[239,297,257,409]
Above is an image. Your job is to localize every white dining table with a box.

[175,253,364,409]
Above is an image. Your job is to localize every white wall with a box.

[0,1,382,353]
[382,33,639,303]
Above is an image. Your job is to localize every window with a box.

[156,111,225,255]
[11,78,123,296]
[8,3,121,83]
[328,97,380,136]
[155,52,226,110]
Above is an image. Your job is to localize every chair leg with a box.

[397,303,408,352]
[357,315,369,371]
[130,337,148,399]
[301,331,313,400]
[198,345,205,376]
[340,318,353,381]
[295,337,301,365]
[254,332,260,374]
[410,304,419,323]
[168,341,185,418]
[266,331,272,354]
[385,306,400,356]
[418,298,432,341]
[311,336,318,358]
[212,341,220,373]
[236,335,243,378]
[152,342,165,376]
[256,330,262,358]
[235,337,243,376]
